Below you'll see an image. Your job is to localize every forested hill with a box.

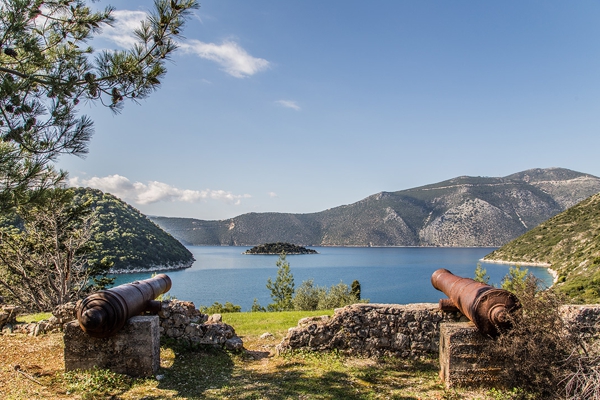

[76,188,194,272]
[150,168,600,248]
[484,192,600,303]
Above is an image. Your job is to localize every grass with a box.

[0,310,508,399]
[15,312,52,323]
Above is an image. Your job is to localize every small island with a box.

[243,242,318,255]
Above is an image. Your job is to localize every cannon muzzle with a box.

[431,268,519,337]
[77,274,172,338]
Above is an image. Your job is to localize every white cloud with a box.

[268,192,278,198]
[276,100,301,111]
[180,39,270,78]
[69,175,251,205]
[96,10,148,48]
[95,11,270,78]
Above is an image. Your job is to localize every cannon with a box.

[76,274,172,338]
[431,268,520,337]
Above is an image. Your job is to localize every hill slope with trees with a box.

[151,168,600,247]
[77,188,194,272]
[484,192,600,303]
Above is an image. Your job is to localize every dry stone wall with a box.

[277,303,466,358]
[0,300,244,351]
[277,303,600,358]
[157,300,243,351]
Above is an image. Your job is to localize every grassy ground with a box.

[0,310,505,399]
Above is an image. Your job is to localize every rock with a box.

[207,314,222,323]
[225,337,244,351]
[260,332,274,339]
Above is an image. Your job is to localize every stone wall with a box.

[276,303,600,358]
[0,299,244,351]
[157,300,243,351]
[276,303,466,358]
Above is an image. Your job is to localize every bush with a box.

[293,280,325,311]
[484,274,599,399]
[251,298,266,312]
[200,301,241,314]
[292,280,364,311]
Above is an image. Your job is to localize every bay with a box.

[112,246,554,312]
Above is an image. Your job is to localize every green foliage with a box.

[0,0,198,211]
[474,263,490,284]
[266,252,295,311]
[351,279,361,300]
[250,298,266,312]
[292,279,324,311]
[501,265,529,293]
[200,301,242,314]
[292,279,364,311]
[0,188,113,311]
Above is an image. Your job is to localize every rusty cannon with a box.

[431,268,520,337]
[76,274,172,338]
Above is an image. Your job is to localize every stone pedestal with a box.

[64,315,160,377]
[439,322,506,388]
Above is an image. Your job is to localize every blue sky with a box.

[58,1,600,220]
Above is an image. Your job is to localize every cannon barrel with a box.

[76,274,172,338]
[431,268,519,337]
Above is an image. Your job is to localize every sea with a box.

[112,246,554,312]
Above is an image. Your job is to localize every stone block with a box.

[64,315,160,377]
[439,322,506,388]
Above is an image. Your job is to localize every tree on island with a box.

[0,0,198,311]
[245,242,318,255]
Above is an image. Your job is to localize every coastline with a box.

[481,258,558,285]
[109,260,194,274]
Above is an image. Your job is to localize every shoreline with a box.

[109,260,194,274]
[481,258,558,285]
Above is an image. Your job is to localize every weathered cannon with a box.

[431,268,520,337]
[76,274,172,338]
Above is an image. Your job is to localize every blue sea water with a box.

[112,246,554,312]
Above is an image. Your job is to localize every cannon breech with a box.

[76,274,172,338]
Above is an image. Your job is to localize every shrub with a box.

[293,279,325,311]
[251,298,266,312]
[484,274,599,399]
[200,301,241,314]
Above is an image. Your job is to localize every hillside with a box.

[484,192,600,303]
[151,168,600,248]
[75,188,194,272]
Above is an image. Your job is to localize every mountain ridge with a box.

[149,168,600,248]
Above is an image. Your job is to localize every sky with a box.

[57,1,600,221]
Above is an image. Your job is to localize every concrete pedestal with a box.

[439,322,506,388]
[64,315,160,377]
